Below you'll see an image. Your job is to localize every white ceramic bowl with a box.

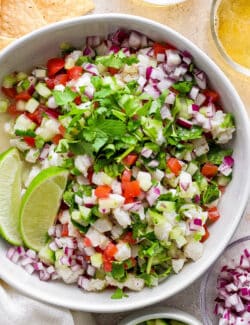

[0,14,249,313]
[119,307,202,325]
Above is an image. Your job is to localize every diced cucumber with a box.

[0,98,9,112]
[71,206,92,227]
[186,161,198,175]
[217,175,231,186]
[90,253,103,268]
[35,82,51,98]
[156,201,176,213]
[148,209,165,225]
[38,244,55,265]
[155,320,169,325]
[2,74,16,88]
[35,118,60,141]
[16,72,28,81]
[14,114,36,131]
[25,97,39,113]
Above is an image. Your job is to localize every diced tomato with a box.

[83,237,92,247]
[153,42,176,56]
[167,157,182,176]
[54,73,68,86]
[201,163,218,178]
[45,78,55,89]
[2,87,17,99]
[26,105,44,125]
[15,91,31,101]
[124,197,135,204]
[47,58,65,77]
[201,225,210,243]
[74,96,82,105]
[121,169,132,183]
[103,259,112,272]
[123,154,138,166]
[207,206,220,223]
[103,242,118,259]
[107,67,119,75]
[52,134,63,145]
[95,185,112,198]
[23,136,35,147]
[123,180,141,198]
[121,232,136,245]
[58,125,66,136]
[7,104,21,116]
[67,66,83,80]
[61,223,69,237]
[203,89,220,103]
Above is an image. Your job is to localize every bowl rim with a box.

[210,0,250,77]
[200,235,250,325]
[0,13,250,312]
[118,307,202,325]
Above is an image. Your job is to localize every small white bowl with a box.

[119,307,202,325]
[0,14,249,313]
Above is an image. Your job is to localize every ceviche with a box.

[0,29,235,296]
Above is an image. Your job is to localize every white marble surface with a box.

[90,0,250,323]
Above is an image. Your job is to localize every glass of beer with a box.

[211,0,250,76]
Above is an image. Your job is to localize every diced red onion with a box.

[147,186,161,206]
[33,262,44,271]
[86,36,101,48]
[39,144,50,161]
[26,249,37,259]
[189,86,199,100]
[160,105,172,120]
[145,66,153,80]
[128,31,142,49]
[179,172,191,191]
[165,91,176,105]
[148,160,159,168]
[39,270,50,281]
[87,265,96,276]
[176,118,193,129]
[109,29,128,45]
[140,35,148,48]
[123,201,142,212]
[141,147,153,158]
[82,63,99,76]
[143,84,160,99]
[156,53,165,62]
[194,70,207,89]
[49,241,58,251]
[82,46,95,58]
[64,247,74,257]
[95,42,109,56]
[192,104,200,112]
[166,50,182,66]
[109,45,120,54]
[195,93,206,106]
[24,264,35,274]
[157,78,174,92]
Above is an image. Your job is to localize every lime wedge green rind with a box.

[20,167,68,251]
[0,147,23,246]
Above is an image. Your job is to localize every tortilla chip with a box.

[34,0,94,23]
[0,0,47,38]
[0,36,16,50]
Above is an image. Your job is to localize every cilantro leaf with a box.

[15,129,36,137]
[111,262,126,281]
[172,81,194,93]
[207,146,233,165]
[96,51,139,69]
[111,288,128,299]
[53,87,78,106]
[202,183,220,204]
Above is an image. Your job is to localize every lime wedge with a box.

[0,147,23,245]
[20,167,68,251]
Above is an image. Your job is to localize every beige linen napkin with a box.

[0,280,96,325]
